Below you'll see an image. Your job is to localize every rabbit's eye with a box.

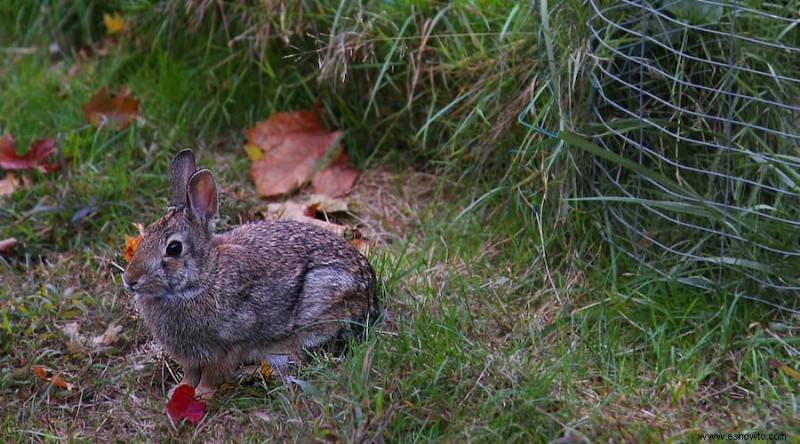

[166,240,183,257]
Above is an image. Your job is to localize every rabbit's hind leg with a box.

[295,267,368,347]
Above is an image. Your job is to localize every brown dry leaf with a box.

[0,176,14,196]
[246,110,359,197]
[123,222,145,262]
[0,133,59,173]
[92,323,122,348]
[261,200,346,237]
[82,86,140,130]
[32,365,76,391]
[305,193,350,214]
[768,358,800,382]
[0,237,18,255]
[59,322,86,352]
[349,237,371,256]
[259,197,369,253]
[310,150,359,198]
[0,172,22,196]
[49,374,75,391]
[0,171,31,196]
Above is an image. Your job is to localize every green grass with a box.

[585,0,800,308]
[2,0,799,442]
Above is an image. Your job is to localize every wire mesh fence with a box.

[586,0,800,310]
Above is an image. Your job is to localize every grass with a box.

[2,0,799,442]
[585,0,800,308]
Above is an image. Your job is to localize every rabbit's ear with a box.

[171,149,197,208]
[187,169,218,229]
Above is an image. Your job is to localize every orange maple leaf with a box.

[246,110,359,197]
[123,222,145,262]
[82,86,140,130]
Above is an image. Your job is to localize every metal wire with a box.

[587,0,800,310]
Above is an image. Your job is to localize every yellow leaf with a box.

[769,358,800,383]
[244,143,264,161]
[103,12,125,35]
[260,358,273,379]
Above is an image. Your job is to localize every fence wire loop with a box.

[587,0,800,311]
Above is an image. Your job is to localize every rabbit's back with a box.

[211,219,377,342]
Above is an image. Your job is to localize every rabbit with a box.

[123,149,378,398]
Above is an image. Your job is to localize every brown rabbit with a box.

[123,149,378,398]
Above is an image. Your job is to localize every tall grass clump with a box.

[0,0,581,252]
[125,1,592,218]
[116,0,597,288]
[583,0,800,310]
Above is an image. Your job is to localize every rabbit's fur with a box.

[123,149,377,398]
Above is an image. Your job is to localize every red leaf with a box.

[0,134,58,173]
[81,86,140,130]
[166,384,206,424]
[246,110,359,197]
[311,150,359,198]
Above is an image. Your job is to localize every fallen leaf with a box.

[261,200,347,236]
[166,384,206,424]
[92,323,122,348]
[32,364,76,391]
[91,36,118,58]
[103,12,125,35]
[349,237,371,256]
[260,358,273,379]
[0,238,18,254]
[257,192,376,253]
[68,59,82,77]
[123,222,145,262]
[0,176,14,196]
[0,171,27,196]
[82,86,140,130]
[244,143,264,161]
[768,358,800,382]
[49,374,74,391]
[0,134,58,173]
[59,322,86,352]
[33,364,48,380]
[246,109,359,197]
[310,150,359,198]
[305,193,350,214]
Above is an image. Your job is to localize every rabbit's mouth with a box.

[121,274,136,292]
[121,274,158,298]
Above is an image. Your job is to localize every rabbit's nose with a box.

[122,274,138,291]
